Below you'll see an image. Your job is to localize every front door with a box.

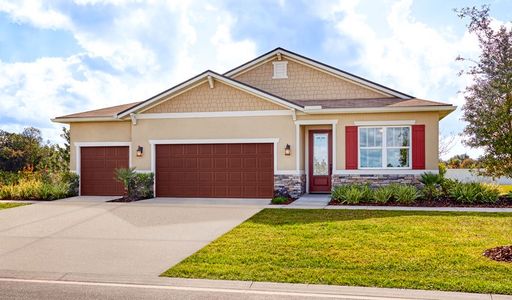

[309,130,332,193]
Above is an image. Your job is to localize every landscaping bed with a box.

[328,197,512,207]
[163,209,512,295]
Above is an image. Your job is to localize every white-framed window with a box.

[358,126,411,169]
[272,61,288,79]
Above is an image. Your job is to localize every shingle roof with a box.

[54,102,141,119]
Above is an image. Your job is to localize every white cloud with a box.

[0,0,257,144]
[0,0,71,29]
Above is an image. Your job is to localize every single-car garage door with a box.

[80,146,129,196]
[156,143,273,198]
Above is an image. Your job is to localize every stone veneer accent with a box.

[332,174,421,188]
[274,174,306,199]
[144,81,284,113]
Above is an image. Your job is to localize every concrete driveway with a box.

[0,198,265,280]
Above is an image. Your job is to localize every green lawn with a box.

[0,202,28,210]
[163,209,512,295]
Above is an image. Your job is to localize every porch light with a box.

[284,144,291,156]
[136,146,144,157]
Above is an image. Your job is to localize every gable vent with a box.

[272,61,288,79]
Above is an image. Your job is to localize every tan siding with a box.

[234,57,389,100]
[69,122,131,171]
[131,116,296,171]
[144,81,285,113]
[296,112,440,170]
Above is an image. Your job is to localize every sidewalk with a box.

[0,272,509,300]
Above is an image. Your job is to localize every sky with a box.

[0,0,511,159]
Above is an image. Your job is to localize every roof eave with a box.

[302,105,457,115]
[51,116,122,124]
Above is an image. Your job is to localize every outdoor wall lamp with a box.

[136,146,144,157]
[284,144,291,156]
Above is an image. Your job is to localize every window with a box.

[272,61,288,79]
[359,126,410,169]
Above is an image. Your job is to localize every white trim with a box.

[272,61,288,79]
[295,123,300,173]
[332,123,337,174]
[354,120,416,126]
[117,71,303,118]
[134,170,152,173]
[137,110,293,120]
[74,142,132,196]
[303,106,456,114]
[149,138,281,177]
[52,117,122,123]
[333,169,438,175]
[149,138,279,145]
[304,105,322,110]
[225,48,411,99]
[294,119,338,125]
[357,126,412,170]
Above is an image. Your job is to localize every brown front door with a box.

[80,146,129,196]
[155,143,274,198]
[309,130,332,193]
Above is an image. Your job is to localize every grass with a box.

[163,209,512,295]
[0,202,29,210]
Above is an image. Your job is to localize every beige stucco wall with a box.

[68,112,440,173]
[144,81,285,113]
[131,116,297,171]
[296,112,440,170]
[69,121,131,171]
[234,57,389,100]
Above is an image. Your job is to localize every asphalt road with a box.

[0,279,374,300]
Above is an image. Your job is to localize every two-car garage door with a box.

[79,143,274,198]
[155,143,274,198]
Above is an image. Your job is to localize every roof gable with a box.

[224,47,413,100]
[117,71,302,118]
[142,81,285,114]
[233,57,389,101]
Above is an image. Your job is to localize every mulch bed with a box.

[108,196,143,202]
[328,197,512,207]
[484,246,512,262]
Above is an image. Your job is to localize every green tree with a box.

[457,6,512,177]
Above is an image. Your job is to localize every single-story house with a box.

[52,48,455,198]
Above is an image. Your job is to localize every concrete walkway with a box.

[288,194,331,208]
[0,199,262,279]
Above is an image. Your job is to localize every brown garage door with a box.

[156,143,273,198]
[80,146,129,196]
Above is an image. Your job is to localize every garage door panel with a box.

[156,143,273,198]
[80,146,128,196]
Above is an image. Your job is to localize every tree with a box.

[456,6,512,177]
[0,127,43,171]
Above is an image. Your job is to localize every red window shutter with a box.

[345,126,358,169]
[412,125,426,170]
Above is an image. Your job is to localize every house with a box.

[52,48,455,198]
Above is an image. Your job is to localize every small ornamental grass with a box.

[331,184,372,204]
[449,182,500,204]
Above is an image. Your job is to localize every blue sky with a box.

[0,0,510,158]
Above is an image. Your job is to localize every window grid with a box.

[358,126,411,169]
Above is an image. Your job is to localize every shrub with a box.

[0,171,78,200]
[271,196,288,204]
[438,162,447,178]
[449,182,500,204]
[331,184,372,204]
[274,186,291,199]
[419,172,443,201]
[372,186,395,204]
[114,168,154,201]
[391,184,419,205]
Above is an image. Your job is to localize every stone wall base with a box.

[332,174,421,188]
[274,175,306,199]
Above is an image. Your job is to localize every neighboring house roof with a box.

[52,47,456,123]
